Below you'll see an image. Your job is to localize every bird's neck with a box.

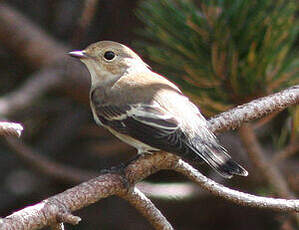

[123,58,150,76]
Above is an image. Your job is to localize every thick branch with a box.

[1,152,298,230]
[0,172,122,230]
[6,137,204,200]
[0,153,173,230]
[208,85,299,133]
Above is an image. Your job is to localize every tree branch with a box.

[239,124,299,223]
[121,187,173,230]
[1,151,298,230]
[0,121,23,137]
[0,3,90,115]
[6,136,209,200]
[272,142,299,164]
[0,68,64,116]
[0,3,65,68]
[5,137,96,184]
[208,85,299,133]
[71,0,99,46]
[173,157,298,212]
[1,2,297,229]
[1,86,298,229]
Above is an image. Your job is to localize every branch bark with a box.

[173,157,298,211]
[6,136,209,200]
[208,85,299,133]
[0,121,23,137]
[121,187,173,230]
[1,152,298,230]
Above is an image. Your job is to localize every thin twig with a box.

[173,157,299,212]
[56,212,81,225]
[239,124,295,199]
[0,121,23,137]
[0,68,63,116]
[121,187,173,230]
[208,85,299,133]
[71,0,99,46]
[272,143,299,164]
[5,137,96,183]
[239,123,299,223]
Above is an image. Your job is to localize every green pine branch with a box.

[136,0,298,115]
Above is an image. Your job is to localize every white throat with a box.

[81,59,119,89]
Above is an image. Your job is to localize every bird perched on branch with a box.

[69,41,248,178]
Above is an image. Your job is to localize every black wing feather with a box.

[94,103,193,155]
[93,103,247,178]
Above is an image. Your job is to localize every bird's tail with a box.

[187,138,248,178]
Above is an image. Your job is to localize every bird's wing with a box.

[92,102,193,154]
[92,100,248,179]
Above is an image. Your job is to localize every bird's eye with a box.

[104,51,115,61]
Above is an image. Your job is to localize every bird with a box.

[68,41,248,178]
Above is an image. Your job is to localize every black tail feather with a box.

[185,138,248,178]
[214,158,248,178]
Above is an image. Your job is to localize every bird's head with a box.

[68,41,148,87]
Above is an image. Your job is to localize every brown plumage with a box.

[69,41,248,178]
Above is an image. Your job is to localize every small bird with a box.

[69,41,248,178]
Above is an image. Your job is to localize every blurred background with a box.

[0,0,298,229]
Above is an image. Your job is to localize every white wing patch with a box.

[102,103,179,132]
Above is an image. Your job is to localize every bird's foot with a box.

[99,162,126,175]
[100,163,130,189]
